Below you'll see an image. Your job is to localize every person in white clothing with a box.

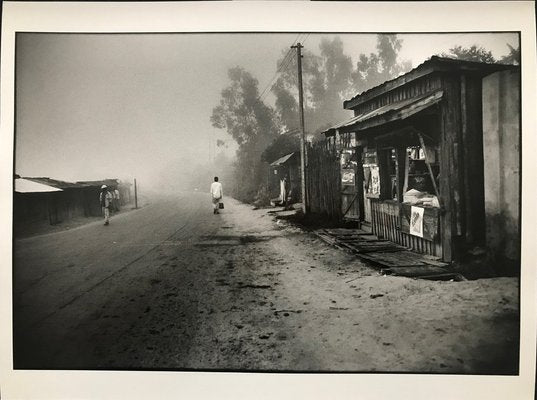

[99,185,113,225]
[210,176,223,214]
[113,188,120,211]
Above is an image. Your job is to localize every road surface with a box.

[13,191,519,373]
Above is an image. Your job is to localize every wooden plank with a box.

[357,251,429,267]
[348,244,405,252]
[325,228,367,235]
[439,75,463,261]
[461,75,486,245]
[337,238,381,245]
[384,265,448,276]
[354,234,379,241]
[341,241,403,250]
[336,235,364,241]
[419,257,448,267]
[341,243,405,254]
[418,273,467,281]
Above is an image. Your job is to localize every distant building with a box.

[14,178,63,230]
[269,152,301,205]
[14,176,132,236]
[76,179,132,206]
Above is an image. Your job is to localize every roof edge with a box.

[344,56,518,110]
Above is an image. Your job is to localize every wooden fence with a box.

[370,199,442,257]
[306,139,341,220]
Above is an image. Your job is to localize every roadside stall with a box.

[269,152,301,206]
[322,56,517,262]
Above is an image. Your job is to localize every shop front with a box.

[323,56,517,262]
[332,123,443,257]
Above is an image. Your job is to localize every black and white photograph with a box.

[1,2,536,399]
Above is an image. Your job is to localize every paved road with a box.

[13,191,519,373]
[14,192,231,369]
[15,191,353,371]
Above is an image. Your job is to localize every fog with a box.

[14,33,517,194]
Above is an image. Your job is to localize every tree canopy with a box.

[440,43,520,65]
[261,131,300,164]
[500,44,520,65]
[351,34,413,94]
[441,45,496,63]
[210,35,414,202]
[272,35,412,136]
[210,67,281,202]
[211,67,280,147]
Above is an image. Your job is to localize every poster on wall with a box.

[368,165,380,196]
[341,169,355,185]
[409,206,424,237]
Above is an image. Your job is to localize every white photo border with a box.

[1,2,536,399]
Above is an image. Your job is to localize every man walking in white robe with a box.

[210,176,223,214]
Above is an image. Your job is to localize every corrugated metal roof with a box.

[324,89,444,136]
[76,179,120,188]
[270,152,296,167]
[15,178,63,193]
[343,56,517,110]
[23,177,84,189]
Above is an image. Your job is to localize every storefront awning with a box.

[324,89,444,136]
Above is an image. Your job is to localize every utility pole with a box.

[292,42,307,214]
[134,178,138,209]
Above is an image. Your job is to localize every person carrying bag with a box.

[210,176,223,214]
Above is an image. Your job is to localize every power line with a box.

[255,33,307,104]
[257,45,299,103]
[256,48,294,102]
[259,34,309,102]
[258,53,295,103]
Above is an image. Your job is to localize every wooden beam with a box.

[438,75,464,262]
[417,132,441,202]
[396,146,406,203]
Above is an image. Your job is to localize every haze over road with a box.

[13,192,518,372]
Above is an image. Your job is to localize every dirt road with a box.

[13,192,519,373]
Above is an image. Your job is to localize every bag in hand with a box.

[219,202,224,209]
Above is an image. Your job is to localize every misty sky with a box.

[15,32,518,190]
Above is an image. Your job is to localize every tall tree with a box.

[351,34,413,94]
[441,45,496,63]
[211,67,281,202]
[272,37,354,135]
[272,35,412,136]
[500,44,520,65]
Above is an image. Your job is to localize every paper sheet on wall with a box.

[369,165,380,195]
[341,169,355,185]
[409,206,424,237]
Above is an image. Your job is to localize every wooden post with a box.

[438,76,463,262]
[292,42,307,214]
[134,178,138,209]
[396,146,407,203]
[417,132,441,202]
[378,148,391,200]
[460,74,486,244]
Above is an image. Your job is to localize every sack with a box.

[219,202,224,209]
